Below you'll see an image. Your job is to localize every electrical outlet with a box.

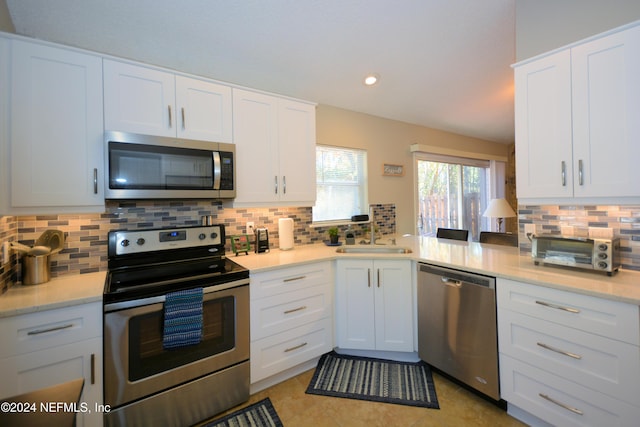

[246,222,255,235]
[524,224,536,236]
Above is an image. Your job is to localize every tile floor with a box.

[202,369,527,427]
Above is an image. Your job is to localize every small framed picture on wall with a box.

[382,163,404,177]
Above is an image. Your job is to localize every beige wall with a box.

[316,105,509,235]
[515,0,640,61]
[0,0,14,33]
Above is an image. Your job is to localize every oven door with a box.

[104,282,249,408]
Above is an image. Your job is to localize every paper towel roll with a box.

[278,218,294,250]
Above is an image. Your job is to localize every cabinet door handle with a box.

[90,353,96,385]
[284,342,307,353]
[367,269,371,288]
[283,275,306,283]
[538,393,583,415]
[377,269,381,287]
[578,159,584,186]
[535,300,580,313]
[284,305,307,315]
[274,176,278,194]
[283,176,286,194]
[27,323,74,335]
[561,161,566,186]
[168,105,172,128]
[181,107,186,130]
[93,168,98,194]
[537,342,582,360]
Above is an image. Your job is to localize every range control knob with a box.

[210,232,218,239]
[136,238,146,246]
[120,239,130,247]
[598,243,608,251]
[598,253,608,260]
[199,233,206,240]
[598,261,608,269]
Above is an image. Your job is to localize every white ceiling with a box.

[6,0,516,143]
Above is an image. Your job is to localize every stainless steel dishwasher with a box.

[417,263,500,401]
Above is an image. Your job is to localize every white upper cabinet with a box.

[103,60,232,142]
[515,23,640,200]
[515,50,573,199]
[233,88,316,206]
[3,39,104,214]
[571,26,640,198]
[175,75,232,142]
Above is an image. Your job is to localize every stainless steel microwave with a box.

[104,131,235,199]
[531,235,621,275]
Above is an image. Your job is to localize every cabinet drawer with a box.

[0,302,102,358]
[497,278,639,344]
[500,355,640,427]
[250,317,332,383]
[498,309,640,405]
[250,262,332,300]
[251,285,332,341]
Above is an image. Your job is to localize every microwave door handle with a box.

[213,152,221,190]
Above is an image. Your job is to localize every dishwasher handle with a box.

[419,263,495,289]
[441,277,462,287]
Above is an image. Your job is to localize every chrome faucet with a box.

[369,205,376,245]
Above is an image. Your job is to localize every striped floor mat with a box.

[306,351,439,409]
[203,398,283,427]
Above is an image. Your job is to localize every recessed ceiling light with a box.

[364,74,379,86]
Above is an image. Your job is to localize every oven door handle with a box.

[104,278,249,312]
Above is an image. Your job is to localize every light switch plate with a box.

[1,242,10,265]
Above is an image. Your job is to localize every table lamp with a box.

[483,198,516,232]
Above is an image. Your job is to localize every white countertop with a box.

[0,271,106,318]
[233,236,640,306]
[1,235,638,318]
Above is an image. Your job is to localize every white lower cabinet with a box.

[250,262,333,383]
[0,302,103,427]
[497,278,640,426]
[335,259,413,352]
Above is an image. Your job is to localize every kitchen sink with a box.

[336,246,413,254]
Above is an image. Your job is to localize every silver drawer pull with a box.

[283,275,306,283]
[27,323,74,335]
[284,342,308,353]
[284,306,307,315]
[539,393,584,415]
[537,342,582,360]
[535,300,580,313]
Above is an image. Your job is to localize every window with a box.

[314,145,368,222]
[416,154,491,241]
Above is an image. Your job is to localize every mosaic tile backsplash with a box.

[0,202,396,292]
[518,204,640,272]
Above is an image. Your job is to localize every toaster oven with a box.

[531,235,621,275]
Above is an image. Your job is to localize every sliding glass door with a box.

[416,156,489,241]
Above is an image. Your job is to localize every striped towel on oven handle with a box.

[163,287,203,349]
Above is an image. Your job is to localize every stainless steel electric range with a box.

[103,224,249,427]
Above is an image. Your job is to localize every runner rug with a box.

[203,398,283,427]
[306,351,439,409]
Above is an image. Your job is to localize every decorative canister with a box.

[23,254,51,285]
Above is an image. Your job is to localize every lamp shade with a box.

[483,198,516,219]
